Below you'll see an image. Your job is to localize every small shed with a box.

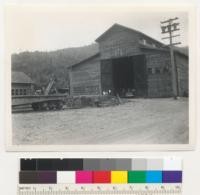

[69,23,188,97]
[12,71,35,96]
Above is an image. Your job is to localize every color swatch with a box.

[76,171,93,183]
[111,171,127,183]
[128,171,146,183]
[57,171,75,184]
[93,171,111,183]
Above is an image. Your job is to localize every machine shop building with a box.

[69,24,188,97]
[12,71,34,96]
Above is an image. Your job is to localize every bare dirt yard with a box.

[12,98,188,145]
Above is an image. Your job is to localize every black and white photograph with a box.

[5,5,196,150]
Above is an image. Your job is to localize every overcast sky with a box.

[5,6,188,53]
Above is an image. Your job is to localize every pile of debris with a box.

[65,95,121,109]
[98,95,121,107]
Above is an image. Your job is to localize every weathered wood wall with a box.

[145,50,173,97]
[70,56,101,96]
[132,55,148,97]
[98,28,141,59]
[175,53,189,96]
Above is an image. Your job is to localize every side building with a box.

[12,71,35,96]
[68,23,188,97]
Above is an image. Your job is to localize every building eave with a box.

[68,52,100,69]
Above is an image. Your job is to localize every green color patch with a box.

[128,171,146,183]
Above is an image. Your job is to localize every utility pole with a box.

[160,17,181,99]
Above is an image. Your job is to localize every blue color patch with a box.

[146,171,162,183]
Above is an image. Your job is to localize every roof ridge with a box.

[95,23,165,46]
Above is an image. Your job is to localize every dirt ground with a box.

[12,98,189,145]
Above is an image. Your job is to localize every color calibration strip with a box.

[19,158,182,184]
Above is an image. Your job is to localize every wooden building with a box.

[12,71,34,96]
[69,24,188,97]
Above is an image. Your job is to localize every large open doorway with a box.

[100,55,147,97]
[112,56,134,96]
[112,55,147,97]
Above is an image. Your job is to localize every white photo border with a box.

[5,4,197,151]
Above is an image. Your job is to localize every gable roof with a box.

[12,71,34,84]
[68,52,100,69]
[95,23,165,46]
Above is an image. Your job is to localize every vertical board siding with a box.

[132,55,148,97]
[174,53,189,96]
[145,51,173,97]
[99,29,141,60]
[70,56,101,96]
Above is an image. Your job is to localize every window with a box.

[163,66,169,73]
[142,39,147,45]
[155,67,161,74]
[15,89,19,95]
[148,68,153,74]
[12,89,14,96]
[163,60,170,73]
[165,60,170,68]
[140,38,147,45]
[152,68,156,74]
[23,89,27,95]
[148,67,162,74]
[20,89,23,95]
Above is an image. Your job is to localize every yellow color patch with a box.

[111,171,127,183]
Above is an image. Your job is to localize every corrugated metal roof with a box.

[12,71,34,84]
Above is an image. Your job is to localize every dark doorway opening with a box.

[111,55,147,97]
[112,56,135,97]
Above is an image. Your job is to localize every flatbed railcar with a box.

[12,94,66,112]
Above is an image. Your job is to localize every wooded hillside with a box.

[12,44,99,88]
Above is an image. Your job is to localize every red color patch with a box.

[93,171,111,183]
